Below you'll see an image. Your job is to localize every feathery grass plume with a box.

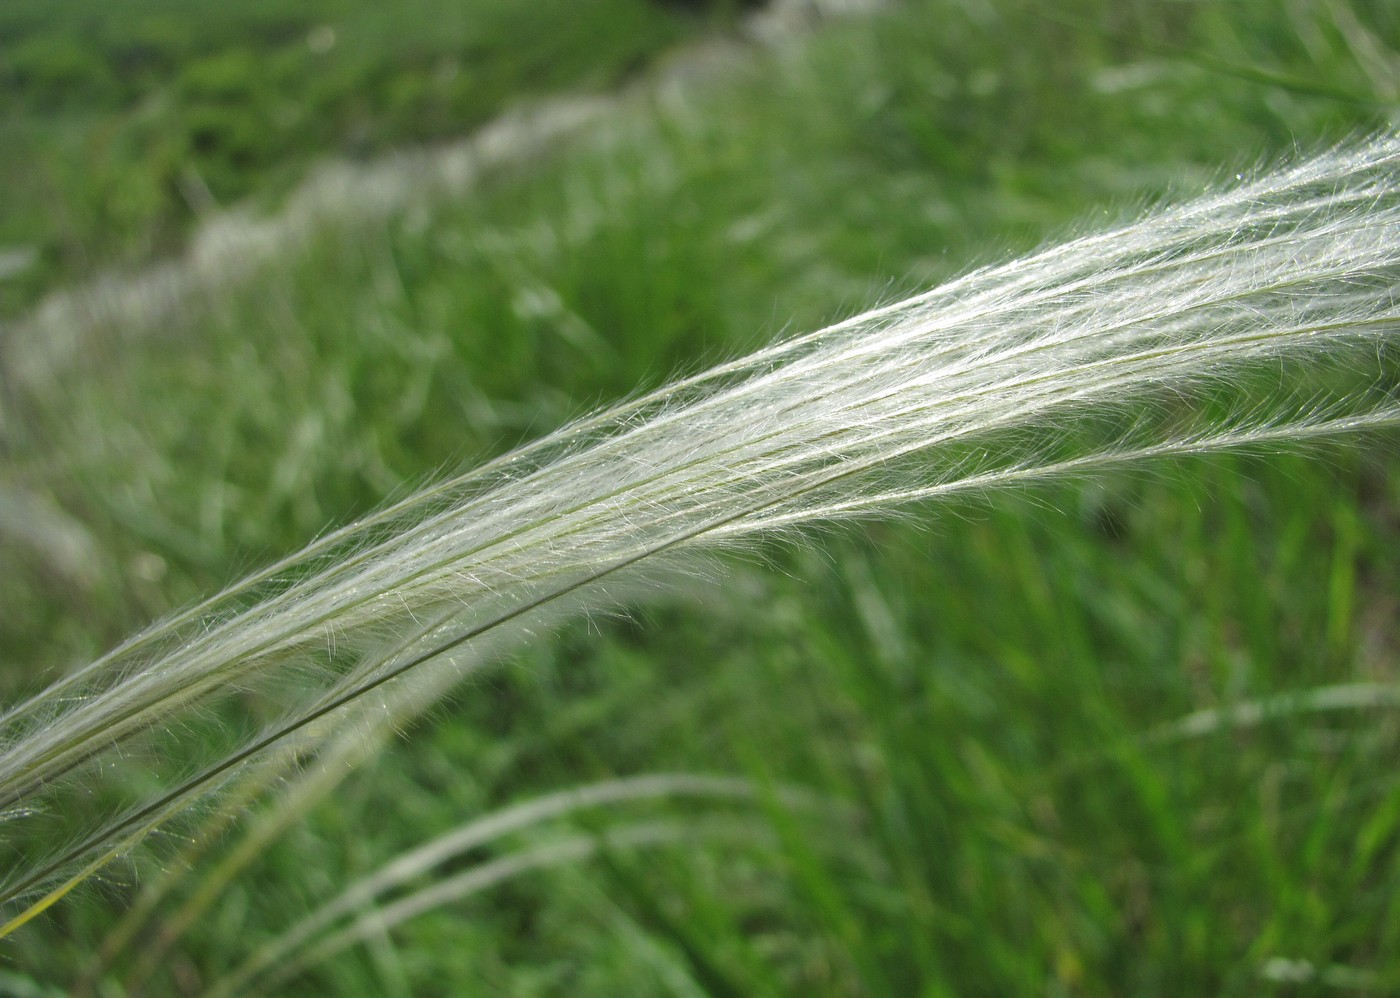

[3,136,1400,928]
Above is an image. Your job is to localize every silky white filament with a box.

[2,136,1398,926]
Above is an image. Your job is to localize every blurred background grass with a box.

[2,0,1400,994]
[0,0,743,315]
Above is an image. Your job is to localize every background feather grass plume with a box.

[3,135,1400,931]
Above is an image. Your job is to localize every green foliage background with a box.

[2,0,1399,994]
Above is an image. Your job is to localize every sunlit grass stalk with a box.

[246,816,775,997]
[3,136,1399,926]
[211,773,834,997]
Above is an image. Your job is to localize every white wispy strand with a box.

[2,138,1399,919]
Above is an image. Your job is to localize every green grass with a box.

[0,0,737,316]
[3,0,1400,994]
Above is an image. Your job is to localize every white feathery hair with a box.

[2,136,1399,927]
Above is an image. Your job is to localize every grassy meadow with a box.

[3,0,1400,994]
[0,0,739,315]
